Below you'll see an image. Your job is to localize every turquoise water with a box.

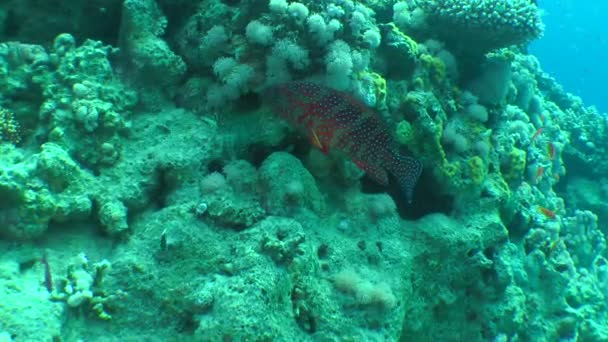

[531,0,608,114]
[0,1,607,341]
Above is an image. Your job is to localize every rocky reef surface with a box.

[0,0,607,341]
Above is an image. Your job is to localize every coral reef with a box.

[421,0,544,53]
[0,0,607,341]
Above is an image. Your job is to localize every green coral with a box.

[466,156,487,186]
[39,34,137,169]
[358,71,387,109]
[369,72,387,108]
[502,148,527,183]
[441,161,461,181]
[384,23,419,57]
[420,54,447,85]
[396,120,414,146]
[383,23,420,78]
[0,143,93,239]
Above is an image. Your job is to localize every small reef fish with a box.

[538,206,556,220]
[548,238,562,256]
[41,250,53,293]
[531,127,543,142]
[535,166,545,183]
[265,81,422,203]
[547,142,556,160]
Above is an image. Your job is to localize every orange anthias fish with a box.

[265,81,422,202]
[547,142,556,160]
[538,206,556,220]
[535,166,545,183]
[531,127,543,142]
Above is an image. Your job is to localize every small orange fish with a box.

[547,142,556,160]
[547,238,562,256]
[531,127,543,142]
[535,166,545,183]
[538,206,556,220]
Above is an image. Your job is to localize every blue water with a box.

[531,0,608,114]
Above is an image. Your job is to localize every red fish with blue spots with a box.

[265,81,422,203]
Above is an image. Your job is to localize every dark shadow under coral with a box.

[361,166,453,220]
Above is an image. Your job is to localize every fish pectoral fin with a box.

[352,159,389,186]
[310,128,330,154]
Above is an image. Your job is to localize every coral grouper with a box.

[265,81,422,203]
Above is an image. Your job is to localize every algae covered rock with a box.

[205,193,266,230]
[0,256,64,341]
[119,0,186,106]
[258,152,325,216]
[39,34,137,170]
[2,0,608,341]
[0,143,93,239]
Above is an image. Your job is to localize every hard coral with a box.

[423,0,544,53]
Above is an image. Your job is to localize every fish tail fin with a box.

[390,151,422,204]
